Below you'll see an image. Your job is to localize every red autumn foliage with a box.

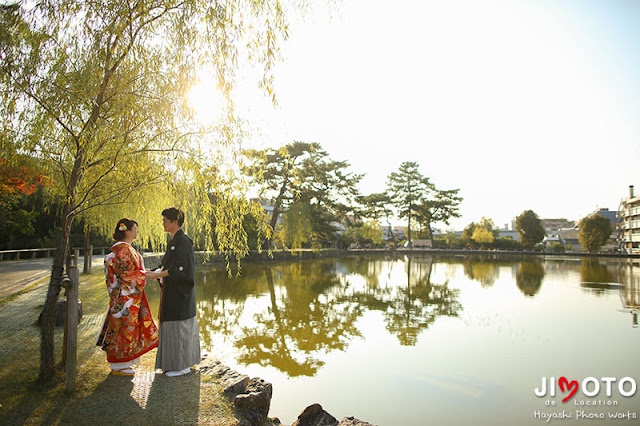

[0,159,49,196]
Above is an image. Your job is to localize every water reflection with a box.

[189,256,466,376]
[621,261,640,327]
[463,260,500,288]
[167,255,640,425]
[515,260,545,297]
[195,261,364,377]
[173,255,640,380]
[357,256,462,346]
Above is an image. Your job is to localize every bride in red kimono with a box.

[96,218,158,375]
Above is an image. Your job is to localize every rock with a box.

[198,358,273,425]
[234,377,273,418]
[199,358,250,394]
[220,369,251,394]
[37,297,83,326]
[338,417,376,426]
[291,403,338,426]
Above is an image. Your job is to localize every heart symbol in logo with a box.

[559,376,578,402]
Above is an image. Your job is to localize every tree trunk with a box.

[264,175,289,250]
[407,210,412,248]
[83,226,92,274]
[427,220,434,248]
[264,269,289,354]
[39,149,83,383]
[385,213,397,249]
[38,207,72,383]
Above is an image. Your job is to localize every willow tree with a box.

[0,0,294,383]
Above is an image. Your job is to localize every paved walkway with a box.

[0,256,106,300]
[0,258,55,300]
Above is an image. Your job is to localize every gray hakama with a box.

[155,316,201,372]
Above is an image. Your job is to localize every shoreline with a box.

[142,247,640,267]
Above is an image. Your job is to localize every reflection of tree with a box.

[515,260,545,297]
[233,262,363,377]
[349,256,462,346]
[578,259,620,297]
[194,256,462,375]
[342,255,389,288]
[195,267,264,351]
[463,260,500,288]
[580,259,615,284]
[386,257,461,345]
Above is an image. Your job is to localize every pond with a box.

[144,254,640,425]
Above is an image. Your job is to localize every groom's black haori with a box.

[153,207,201,374]
[157,227,196,321]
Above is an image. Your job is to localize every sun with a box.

[187,72,225,126]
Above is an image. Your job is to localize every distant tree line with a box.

[435,209,612,254]
[2,147,615,255]
[244,144,463,250]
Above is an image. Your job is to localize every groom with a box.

[146,207,200,376]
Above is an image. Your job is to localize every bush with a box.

[546,242,565,253]
[493,236,522,250]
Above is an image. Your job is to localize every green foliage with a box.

[386,162,432,245]
[357,193,393,222]
[546,242,565,253]
[463,217,497,248]
[494,236,523,250]
[247,142,362,247]
[387,162,433,219]
[462,222,476,245]
[278,200,312,249]
[0,0,305,383]
[347,221,384,247]
[578,214,612,253]
[471,227,494,246]
[413,188,462,238]
[0,197,37,249]
[245,142,320,231]
[1,0,297,254]
[357,192,395,244]
[515,210,545,248]
[434,233,465,249]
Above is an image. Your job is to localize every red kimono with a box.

[97,242,158,362]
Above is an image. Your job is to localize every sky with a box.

[226,0,640,231]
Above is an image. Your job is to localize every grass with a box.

[0,270,238,425]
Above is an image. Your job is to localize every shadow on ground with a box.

[0,272,235,425]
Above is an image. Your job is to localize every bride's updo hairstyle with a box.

[112,218,138,241]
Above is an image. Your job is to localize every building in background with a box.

[551,227,581,252]
[619,185,640,254]
[542,218,575,234]
[496,226,519,242]
[381,226,407,242]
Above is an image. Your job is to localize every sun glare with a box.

[187,72,225,126]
